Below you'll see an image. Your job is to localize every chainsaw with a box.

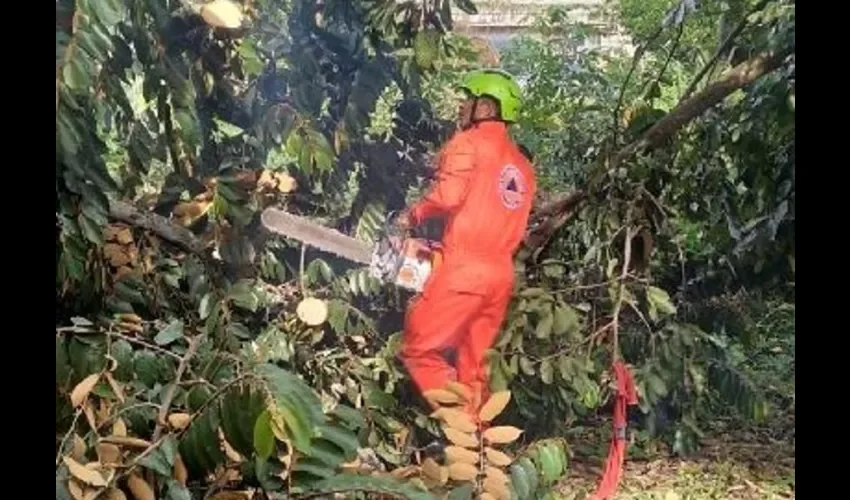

[260,208,443,293]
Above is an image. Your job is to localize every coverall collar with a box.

[467,120,508,135]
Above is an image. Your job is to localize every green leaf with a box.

[647,286,677,320]
[552,303,579,336]
[539,358,554,385]
[293,457,336,478]
[227,322,253,340]
[510,458,535,500]
[139,447,172,477]
[229,281,260,312]
[164,479,192,500]
[238,40,264,76]
[520,356,535,376]
[307,474,438,500]
[256,364,324,454]
[646,372,668,399]
[519,287,545,298]
[327,299,349,334]
[253,409,276,460]
[447,483,474,500]
[91,0,125,26]
[316,424,360,461]
[413,30,440,70]
[78,212,104,246]
[199,293,213,319]
[154,320,184,346]
[63,54,94,90]
[535,310,554,339]
[537,443,563,485]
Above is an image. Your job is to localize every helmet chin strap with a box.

[462,97,504,130]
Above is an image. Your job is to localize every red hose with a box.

[589,360,638,500]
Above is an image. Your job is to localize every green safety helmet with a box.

[459,69,523,122]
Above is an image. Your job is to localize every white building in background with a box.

[451,0,633,54]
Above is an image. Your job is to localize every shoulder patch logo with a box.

[498,164,527,210]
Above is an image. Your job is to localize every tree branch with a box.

[526,48,793,254]
[610,47,791,169]
[108,200,207,255]
[151,335,202,443]
[679,0,775,101]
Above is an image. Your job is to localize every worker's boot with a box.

[422,382,482,465]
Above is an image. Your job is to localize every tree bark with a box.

[526,48,793,254]
[108,200,207,255]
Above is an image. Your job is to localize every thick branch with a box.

[610,48,792,169]
[526,48,793,253]
[108,200,207,254]
[680,0,775,101]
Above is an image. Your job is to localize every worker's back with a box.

[441,121,536,267]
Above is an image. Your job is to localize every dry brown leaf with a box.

[222,437,243,463]
[103,225,122,242]
[96,443,122,465]
[208,493,252,500]
[483,426,523,445]
[127,472,155,500]
[63,456,107,487]
[433,408,477,433]
[445,445,479,465]
[83,488,102,500]
[68,479,85,500]
[483,475,512,500]
[72,434,87,461]
[105,487,128,500]
[112,419,127,437]
[274,172,297,193]
[173,453,188,486]
[173,200,212,219]
[445,381,473,402]
[390,465,419,479]
[104,243,132,267]
[423,389,461,406]
[114,266,135,281]
[443,428,479,449]
[421,457,444,481]
[478,391,511,423]
[447,462,478,482]
[70,373,101,408]
[296,297,328,326]
[485,465,510,485]
[200,0,244,29]
[168,412,192,430]
[83,403,98,431]
[484,447,513,467]
[480,494,497,500]
[96,400,112,427]
[117,321,144,334]
[104,373,126,404]
[269,412,289,442]
[116,313,142,324]
[101,436,152,449]
[115,228,134,245]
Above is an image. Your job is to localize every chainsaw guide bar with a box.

[260,208,373,264]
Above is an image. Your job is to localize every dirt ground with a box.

[553,419,795,499]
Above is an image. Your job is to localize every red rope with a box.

[589,360,639,500]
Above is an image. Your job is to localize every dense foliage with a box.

[56,0,794,498]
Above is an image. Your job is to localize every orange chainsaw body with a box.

[391,238,443,292]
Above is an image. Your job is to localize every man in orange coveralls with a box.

[396,69,536,417]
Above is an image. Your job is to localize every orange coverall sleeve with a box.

[409,136,475,224]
